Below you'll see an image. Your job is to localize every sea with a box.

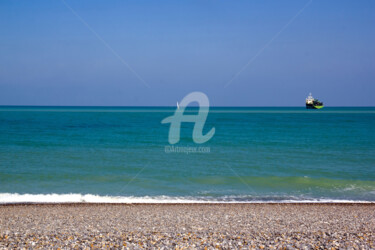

[0,106,374,203]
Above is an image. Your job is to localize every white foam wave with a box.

[0,193,374,204]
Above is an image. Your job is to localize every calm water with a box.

[0,107,374,203]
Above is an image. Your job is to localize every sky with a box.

[0,0,374,106]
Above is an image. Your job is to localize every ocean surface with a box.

[0,106,374,203]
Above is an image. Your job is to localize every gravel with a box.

[0,203,374,249]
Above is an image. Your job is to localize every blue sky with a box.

[0,0,374,106]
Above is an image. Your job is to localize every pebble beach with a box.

[0,203,374,249]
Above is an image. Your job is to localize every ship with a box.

[306,93,324,109]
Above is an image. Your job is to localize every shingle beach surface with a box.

[0,203,374,249]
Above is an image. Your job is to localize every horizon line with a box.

[1,105,375,108]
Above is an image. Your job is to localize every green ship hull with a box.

[306,103,324,109]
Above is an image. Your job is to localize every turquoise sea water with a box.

[0,107,374,203]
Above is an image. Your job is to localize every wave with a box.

[0,193,373,204]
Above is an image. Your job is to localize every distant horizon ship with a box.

[306,93,324,109]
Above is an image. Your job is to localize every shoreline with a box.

[1,193,374,205]
[1,201,375,206]
[1,203,374,248]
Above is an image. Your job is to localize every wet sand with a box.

[0,203,374,249]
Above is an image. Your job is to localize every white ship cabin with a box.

[306,93,315,104]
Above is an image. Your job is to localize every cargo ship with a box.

[306,93,324,109]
